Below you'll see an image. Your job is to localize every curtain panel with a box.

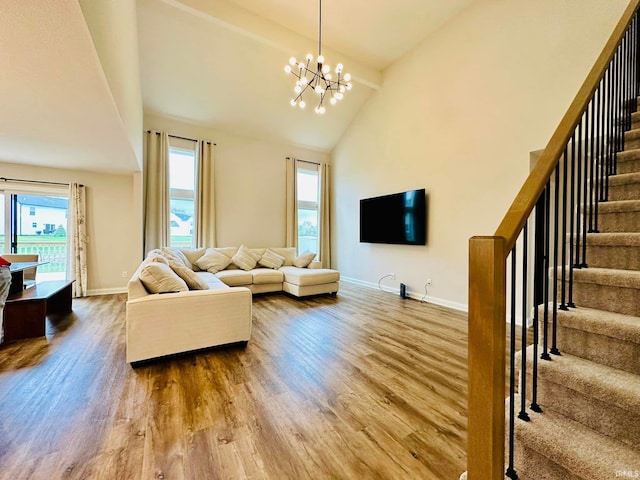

[143,131,170,254]
[67,183,88,297]
[319,163,331,268]
[195,141,216,247]
[285,157,298,249]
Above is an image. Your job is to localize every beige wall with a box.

[0,162,142,295]
[144,114,330,248]
[332,0,630,310]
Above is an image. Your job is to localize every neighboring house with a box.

[17,195,68,236]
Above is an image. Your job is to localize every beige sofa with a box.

[126,246,339,364]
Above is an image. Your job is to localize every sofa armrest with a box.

[308,261,323,269]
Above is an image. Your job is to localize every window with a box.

[296,162,320,257]
[168,139,196,247]
[29,206,35,216]
[32,222,37,228]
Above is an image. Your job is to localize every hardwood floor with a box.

[0,283,470,479]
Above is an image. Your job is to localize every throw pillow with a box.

[259,248,285,269]
[178,247,207,271]
[293,250,316,268]
[147,252,169,264]
[161,247,191,269]
[195,248,232,273]
[168,261,210,290]
[232,245,261,271]
[139,262,188,294]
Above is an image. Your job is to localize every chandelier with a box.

[284,0,352,114]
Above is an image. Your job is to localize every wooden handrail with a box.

[495,0,640,251]
[467,1,640,479]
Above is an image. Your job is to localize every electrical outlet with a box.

[390,273,396,280]
[426,278,432,286]
[121,271,128,278]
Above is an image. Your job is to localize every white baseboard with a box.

[86,287,127,296]
[341,276,468,313]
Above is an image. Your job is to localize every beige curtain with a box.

[285,157,298,249]
[319,163,331,268]
[143,131,170,254]
[195,141,216,247]
[67,183,88,297]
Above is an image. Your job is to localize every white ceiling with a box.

[0,0,475,174]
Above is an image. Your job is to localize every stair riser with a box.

[624,136,640,150]
[556,323,640,375]
[522,360,640,449]
[584,244,640,270]
[570,280,640,316]
[513,442,581,480]
[608,181,640,201]
[617,157,640,174]
[596,210,640,233]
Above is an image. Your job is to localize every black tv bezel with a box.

[359,188,427,246]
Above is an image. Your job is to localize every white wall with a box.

[144,114,330,248]
[0,162,142,295]
[332,0,630,310]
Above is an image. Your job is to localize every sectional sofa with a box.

[125,246,340,363]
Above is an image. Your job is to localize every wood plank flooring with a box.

[0,283,470,480]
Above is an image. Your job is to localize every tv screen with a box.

[360,188,426,245]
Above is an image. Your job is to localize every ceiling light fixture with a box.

[284,0,352,114]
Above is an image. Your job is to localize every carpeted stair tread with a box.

[609,171,640,185]
[555,305,640,344]
[572,267,640,288]
[585,232,640,246]
[510,395,640,479]
[596,199,640,213]
[522,346,640,413]
[615,149,640,174]
[609,172,640,201]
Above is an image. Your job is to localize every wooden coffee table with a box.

[3,280,74,342]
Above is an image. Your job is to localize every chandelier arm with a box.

[318,0,322,57]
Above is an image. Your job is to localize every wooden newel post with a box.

[468,236,507,480]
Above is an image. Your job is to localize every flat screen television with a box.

[360,188,427,245]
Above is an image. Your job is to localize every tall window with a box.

[168,139,196,247]
[296,162,320,257]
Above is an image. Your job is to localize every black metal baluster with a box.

[581,106,589,268]
[551,163,561,355]
[594,81,602,232]
[589,95,596,234]
[542,181,552,361]
[506,247,518,480]
[574,118,583,269]
[560,145,569,311]
[531,193,544,413]
[519,221,531,422]
[568,133,577,308]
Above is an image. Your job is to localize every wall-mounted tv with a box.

[360,188,427,245]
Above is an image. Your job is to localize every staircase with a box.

[510,101,640,479]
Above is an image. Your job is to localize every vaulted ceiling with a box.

[0,0,476,173]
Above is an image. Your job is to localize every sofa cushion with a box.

[269,247,297,266]
[178,247,207,271]
[161,247,192,269]
[232,245,261,271]
[216,269,253,286]
[195,248,232,273]
[258,249,285,269]
[168,261,210,290]
[293,250,317,268]
[195,271,230,290]
[139,262,189,293]
[279,266,340,286]
[252,268,284,285]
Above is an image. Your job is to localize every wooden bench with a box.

[3,280,74,342]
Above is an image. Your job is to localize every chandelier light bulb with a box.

[336,63,343,73]
[335,92,343,100]
[330,97,337,105]
[284,65,292,74]
[289,57,297,66]
[322,64,330,74]
[339,85,346,93]
[319,106,326,114]
[295,85,302,94]
[306,53,314,62]
[301,77,308,85]
[317,55,325,64]
[343,73,351,82]
[347,83,352,90]
[290,99,297,107]
[325,73,332,80]
[299,100,306,109]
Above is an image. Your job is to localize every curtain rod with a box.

[147,130,216,145]
[286,157,321,166]
[0,177,83,187]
